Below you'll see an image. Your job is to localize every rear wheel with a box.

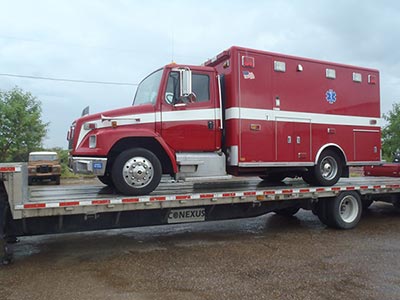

[112,148,162,195]
[259,174,286,183]
[302,171,315,185]
[55,176,60,185]
[313,150,342,186]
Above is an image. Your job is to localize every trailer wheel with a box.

[362,199,373,210]
[324,192,362,229]
[274,206,300,216]
[313,150,342,186]
[112,148,162,195]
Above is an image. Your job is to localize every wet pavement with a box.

[1,201,400,300]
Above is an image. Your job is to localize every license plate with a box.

[167,208,206,224]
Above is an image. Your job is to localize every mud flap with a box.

[0,182,17,265]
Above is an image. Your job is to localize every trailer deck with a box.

[1,163,400,264]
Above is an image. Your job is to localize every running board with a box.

[184,175,233,182]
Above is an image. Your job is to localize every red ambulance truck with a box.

[68,46,381,196]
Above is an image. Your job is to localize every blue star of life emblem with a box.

[325,89,336,104]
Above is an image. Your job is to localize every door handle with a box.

[208,121,214,130]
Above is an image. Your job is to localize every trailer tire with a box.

[274,206,300,216]
[362,199,373,210]
[112,148,162,196]
[313,150,342,186]
[325,192,362,229]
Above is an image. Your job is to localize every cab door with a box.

[160,69,220,152]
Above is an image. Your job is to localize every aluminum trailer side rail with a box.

[1,163,400,264]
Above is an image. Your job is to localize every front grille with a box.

[37,165,52,173]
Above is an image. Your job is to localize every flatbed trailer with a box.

[1,163,400,264]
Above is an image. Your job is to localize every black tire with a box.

[28,177,33,186]
[324,192,362,229]
[315,199,334,227]
[111,148,162,196]
[259,174,286,182]
[274,206,300,216]
[362,199,373,210]
[302,171,316,185]
[313,150,342,186]
[97,174,114,187]
[55,176,61,185]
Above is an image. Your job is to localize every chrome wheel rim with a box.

[320,156,338,180]
[122,156,153,188]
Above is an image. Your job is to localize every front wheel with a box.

[97,174,114,187]
[111,148,162,195]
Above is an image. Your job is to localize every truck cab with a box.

[68,64,225,195]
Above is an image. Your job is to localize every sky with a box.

[0,0,399,148]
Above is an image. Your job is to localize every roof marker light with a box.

[274,61,286,72]
[242,56,255,68]
[353,72,362,83]
[326,68,336,79]
[368,74,377,84]
[297,64,303,72]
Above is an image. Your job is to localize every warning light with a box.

[250,124,261,131]
[242,56,255,68]
[83,122,97,130]
[368,74,377,85]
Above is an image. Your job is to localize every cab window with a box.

[165,71,210,104]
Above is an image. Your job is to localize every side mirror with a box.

[81,106,89,116]
[180,68,192,97]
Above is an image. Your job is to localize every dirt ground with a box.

[1,201,400,300]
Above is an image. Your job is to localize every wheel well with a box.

[318,145,348,177]
[107,137,174,175]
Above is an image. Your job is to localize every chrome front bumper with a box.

[69,157,107,176]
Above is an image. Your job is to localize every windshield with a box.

[133,69,163,106]
[29,154,58,161]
